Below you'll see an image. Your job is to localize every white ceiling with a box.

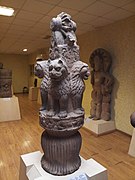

[0,0,135,55]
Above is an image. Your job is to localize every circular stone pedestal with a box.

[41,131,82,176]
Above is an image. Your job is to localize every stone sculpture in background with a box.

[130,112,135,128]
[0,62,12,98]
[34,59,49,111]
[89,48,114,121]
[34,12,90,176]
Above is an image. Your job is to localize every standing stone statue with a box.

[34,12,90,175]
[0,63,12,98]
[89,48,114,121]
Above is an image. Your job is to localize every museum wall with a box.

[78,15,135,135]
[28,48,49,88]
[28,52,38,87]
[0,54,29,93]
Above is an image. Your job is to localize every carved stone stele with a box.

[35,12,90,175]
[0,63,12,98]
[89,48,114,121]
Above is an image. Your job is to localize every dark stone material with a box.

[130,112,135,128]
[39,112,84,137]
[35,12,90,175]
[41,131,82,175]
[89,48,114,121]
[0,63,12,98]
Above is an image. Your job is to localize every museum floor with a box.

[0,94,135,180]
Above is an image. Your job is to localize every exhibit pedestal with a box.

[37,90,41,105]
[19,151,108,180]
[84,118,115,136]
[128,128,135,157]
[29,87,39,101]
[0,95,21,122]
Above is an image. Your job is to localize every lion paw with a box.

[58,111,67,118]
[74,108,84,115]
[46,110,55,117]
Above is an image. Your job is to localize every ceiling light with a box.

[0,6,14,16]
[23,49,28,52]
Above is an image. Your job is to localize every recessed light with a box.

[0,6,14,16]
[23,49,28,52]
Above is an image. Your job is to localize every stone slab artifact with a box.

[0,62,12,98]
[89,48,114,121]
[34,12,90,176]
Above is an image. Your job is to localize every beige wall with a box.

[28,52,38,87]
[0,54,29,93]
[78,15,135,135]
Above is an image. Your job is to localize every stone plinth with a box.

[84,118,115,136]
[0,95,21,122]
[37,90,41,104]
[29,87,39,101]
[19,151,108,180]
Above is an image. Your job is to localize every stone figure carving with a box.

[47,58,69,118]
[34,12,90,176]
[50,12,77,47]
[34,59,49,111]
[0,62,12,98]
[89,48,114,121]
[70,61,89,114]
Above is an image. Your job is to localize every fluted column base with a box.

[41,131,82,176]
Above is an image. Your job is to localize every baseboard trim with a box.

[82,126,116,137]
[116,129,132,137]
[82,126,132,137]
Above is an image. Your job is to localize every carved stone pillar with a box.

[39,113,84,175]
[35,12,90,176]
